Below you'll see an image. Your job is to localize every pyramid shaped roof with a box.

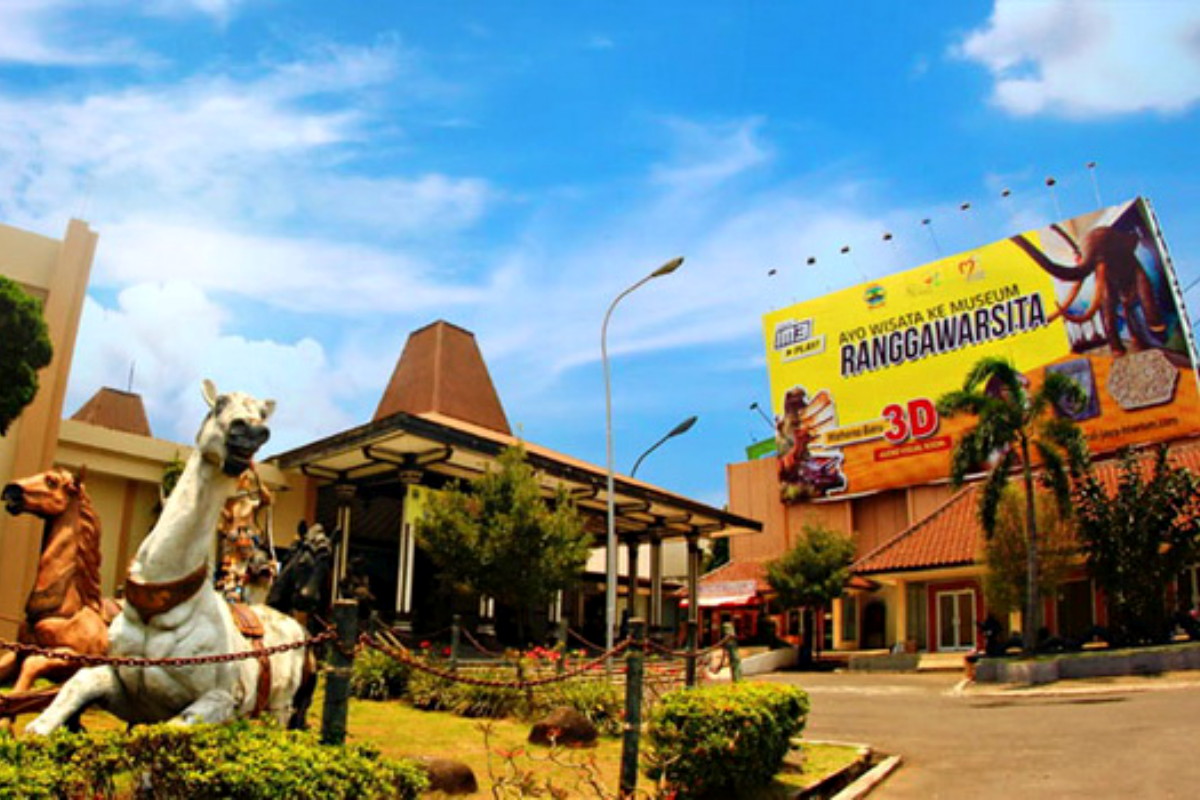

[70,387,152,437]
[373,320,511,435]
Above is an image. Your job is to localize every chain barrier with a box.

[0,629,337,670]
[390,625,453,643]
[362,632,633,690]
[457,626,507,658]
[565,627,606,653]
[645,634,736,661]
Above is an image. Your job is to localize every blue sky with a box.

[2,1,1199,506]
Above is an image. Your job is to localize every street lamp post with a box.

[630,415,698,479]
[749,401,774,431]
[603,256,684,659]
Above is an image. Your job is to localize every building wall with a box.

[728,456,980,652]
[852,490,909,556]
[0,220,97,639]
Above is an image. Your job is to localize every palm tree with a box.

[936,357,1089,651]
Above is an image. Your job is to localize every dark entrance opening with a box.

[863,599,887,649]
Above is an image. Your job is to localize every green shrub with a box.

[351,647,411,700]
[405,665,461,711]
[534,678,624,736]
[450,668,525,718]
[645,681,810,799]
[0,721,428,800]
[0,728,124,798]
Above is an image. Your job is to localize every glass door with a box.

[937,589,976,651]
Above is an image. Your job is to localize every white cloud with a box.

[68,283,355,449]
[650,117,773,191]
[0,43,498,311]
[0,1,150,66]
[0,43,406,210]
[94,218,491,314]
[955,0,1200,117]
[145,0,249,24]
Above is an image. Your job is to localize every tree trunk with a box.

[1021,439,1040,653]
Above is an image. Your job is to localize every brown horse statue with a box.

[0,467,119,696]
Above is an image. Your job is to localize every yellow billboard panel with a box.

[762,197,1200,500]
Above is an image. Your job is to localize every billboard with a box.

[762,197,1200,501]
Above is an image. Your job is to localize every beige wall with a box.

[55,419,312,596]
[0,220,97,638]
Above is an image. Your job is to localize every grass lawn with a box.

[13,693,861,798]
[348,697,861,797]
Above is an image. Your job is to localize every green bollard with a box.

[619,618,646,798]
[320,599,359,746]
[722,622,743,683]
[555,619,568,676]
[685,619,698,687]
[450,614,461,673]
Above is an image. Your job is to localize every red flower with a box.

[419,640,431,650]
[442,646,452,657]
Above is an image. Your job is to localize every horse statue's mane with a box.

[67,488,103,614]
[17,468,105,621]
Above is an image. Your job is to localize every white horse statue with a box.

[25,380,307,734]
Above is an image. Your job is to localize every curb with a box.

[830,755,902,800]
[794,740,881,799]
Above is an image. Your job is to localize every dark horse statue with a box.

[267,522,334,729]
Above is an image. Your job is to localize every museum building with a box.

[0,218,760,644]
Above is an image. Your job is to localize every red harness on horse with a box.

[123,563,209,623]
[229,603,273,717]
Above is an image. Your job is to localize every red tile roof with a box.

[852,437,1200,576]
[698,559,772,593]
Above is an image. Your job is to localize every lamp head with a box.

[669,415,698,438]
[651,256,685,278]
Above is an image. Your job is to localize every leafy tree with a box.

[982,486,1073,619]
[417,444,591,642]
[936,356,1088,650]
[0,276,53,435]
[153,453,187,518]
[1073,445,1200,645]
[765,522,856,659]
[704,536,730,573]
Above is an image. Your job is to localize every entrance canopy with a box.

[272,409,761,544]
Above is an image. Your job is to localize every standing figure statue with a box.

[215,469,275,603]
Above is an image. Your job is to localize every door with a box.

[863,600,887,650]
[1056,579,1094,642]
[937,589,976,651]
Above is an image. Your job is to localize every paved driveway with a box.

[761,670,1200,799]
